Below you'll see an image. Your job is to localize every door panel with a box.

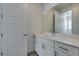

[0,3,2,56]
[2,3,27,56]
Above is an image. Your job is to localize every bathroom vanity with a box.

[35,33,79,56]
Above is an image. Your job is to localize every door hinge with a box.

[1,33,3,37]
[1,14,3,19]
[1,52,3,56]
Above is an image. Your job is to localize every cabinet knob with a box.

[42,44,45,49]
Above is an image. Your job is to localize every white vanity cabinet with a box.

[35,37,54,56]
[55,41,79,56]
[35,34,79,56]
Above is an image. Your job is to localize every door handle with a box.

[24,34,27,36]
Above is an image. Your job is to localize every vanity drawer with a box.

[55,41,79,56]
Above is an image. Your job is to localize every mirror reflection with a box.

[42,3,79,35]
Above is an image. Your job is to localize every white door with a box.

[2,3,28,56]
[0,3,2,56]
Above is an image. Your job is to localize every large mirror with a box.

[42,3,79,35]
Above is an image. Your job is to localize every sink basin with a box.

[42,32,53,37]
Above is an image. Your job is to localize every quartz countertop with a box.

[34,33,79,48]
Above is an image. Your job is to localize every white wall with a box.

[29,4,42,33]
[42,9,53,33]
[27,4,43,52]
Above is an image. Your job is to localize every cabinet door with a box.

[44,43,52,56]
[35,38,45,56]
[37,40,45,56]
[35,38,54,56]
[39,41,52,56]
[35,39,40,55]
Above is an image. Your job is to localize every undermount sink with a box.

[42,32,53,37]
